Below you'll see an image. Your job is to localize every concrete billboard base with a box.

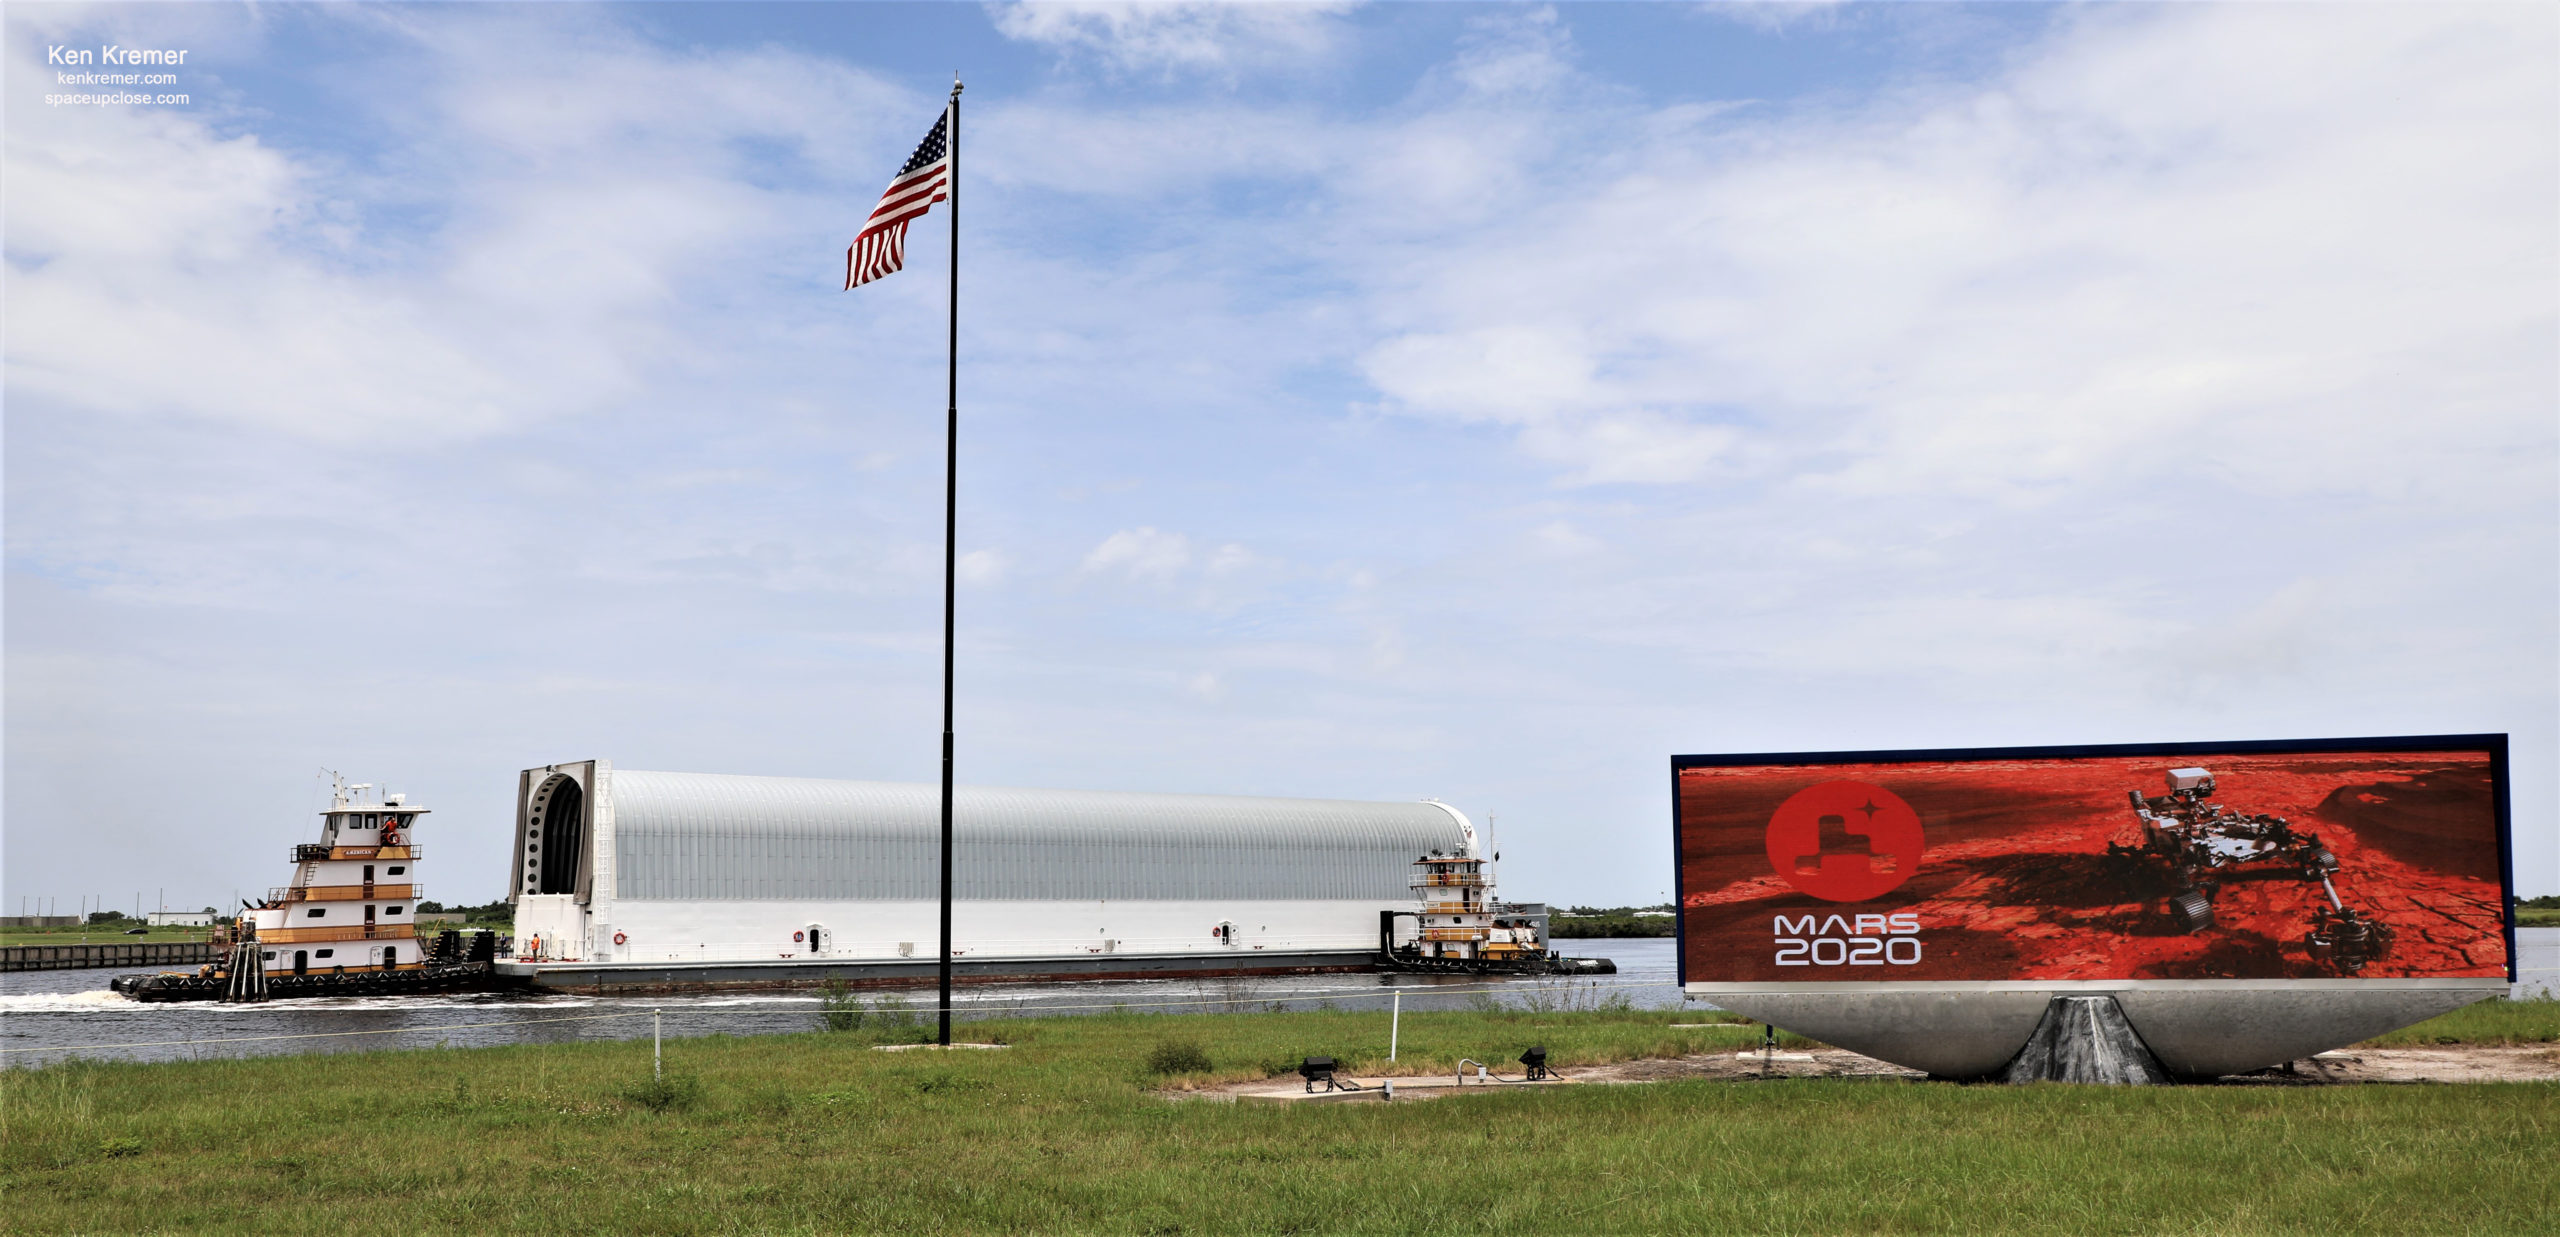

[1692,981,2507,1080]
[1703,989,2054,1078]
[2000,996,2172,1085]
[2113,986,2497,1077]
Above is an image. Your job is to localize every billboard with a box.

[1674,735,2515,987]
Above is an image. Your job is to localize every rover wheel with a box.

[2172,889,2215,933]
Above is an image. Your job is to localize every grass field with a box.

[2519,906,2560,928]
[2363,995,2560,1046]
[5,1002,2555,1234]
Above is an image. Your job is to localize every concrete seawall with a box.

[2,942,218,973]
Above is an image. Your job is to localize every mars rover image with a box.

[2108,767,2396,974]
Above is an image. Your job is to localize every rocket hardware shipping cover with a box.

[1673,737,2514,984]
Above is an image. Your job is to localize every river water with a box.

[8,930,2550,1067]
[0,938,1685,1065]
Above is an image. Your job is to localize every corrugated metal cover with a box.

[610,771,1469,902]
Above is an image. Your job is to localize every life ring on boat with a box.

[612,931,627,945]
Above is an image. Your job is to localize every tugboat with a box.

[111,777,497,1001]
[1377,850,1615,976]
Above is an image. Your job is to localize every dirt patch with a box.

[1183,1044,2560,1100]
[2215,1045,2560,1085]
[1573,1049,1925,1083]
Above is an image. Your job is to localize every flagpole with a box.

[936,76,962,1048]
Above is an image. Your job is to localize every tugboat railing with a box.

[291,844,421,862]
[270,884,419,903]
[259,924,418,944]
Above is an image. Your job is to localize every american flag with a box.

[845,110,952,290]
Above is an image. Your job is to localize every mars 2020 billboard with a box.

[1674,736,2515,987]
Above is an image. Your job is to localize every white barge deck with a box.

[498,947,1378,995]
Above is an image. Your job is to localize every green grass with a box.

[2518,906,2560,928]
[4,1007,2553,1234]
[2363,996,2560,1047]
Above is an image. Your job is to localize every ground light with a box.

[1299,1055,1364,1094]
[1521,1046,1551,1080]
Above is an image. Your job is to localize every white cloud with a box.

[959,549,1012,586]
[1436,6,1575,98]
[3,10,910,444]
[1706,2,1855,36]
[1352,4,2555,497]
[1081,526,1192,582]
[987,1,1357,74]
[1528,521,1602,557]
[1361,327,1595,425]
[1203,543,1257,576]
[5,101,534,441]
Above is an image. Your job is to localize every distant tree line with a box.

[85,909,209,924]
[415,899,513,923]
[1549,904,1678,938]
[74,909,213,931]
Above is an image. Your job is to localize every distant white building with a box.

[146,911,215,926]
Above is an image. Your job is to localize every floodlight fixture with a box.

[1520,1046,1551,1080]
[1300,1055,1337,1092]
[1299,1055,1363,1093]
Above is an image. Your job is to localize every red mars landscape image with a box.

[1676,745,2511,984]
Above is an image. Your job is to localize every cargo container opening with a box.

[529,773,586,897]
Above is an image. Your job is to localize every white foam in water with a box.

[0,989,137,1013]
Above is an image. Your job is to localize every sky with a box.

[6,1,2555,917]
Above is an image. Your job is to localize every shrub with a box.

[1145,1039,1213,1076]
[818,979,866,1033]
[869,995,925,1042]
[619,1071,702,1113]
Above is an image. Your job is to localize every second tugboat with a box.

[111,776,497,1001]
[1378,850,1615,976]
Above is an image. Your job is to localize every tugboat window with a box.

[306,908,326,918]
[385,906,402,915]
[315,949,334,958]
[387,866,405,876]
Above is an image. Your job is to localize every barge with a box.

[497,761,1610,993]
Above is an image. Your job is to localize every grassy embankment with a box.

[5,1000,2555,1234]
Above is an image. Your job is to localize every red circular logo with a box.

[1764,780,1924,902]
